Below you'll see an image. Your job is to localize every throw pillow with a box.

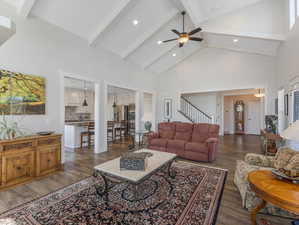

[274,147,298,170]
[284,154,299,177]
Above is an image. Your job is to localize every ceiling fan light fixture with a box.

[179,35,189,44]
[162,11,203,48]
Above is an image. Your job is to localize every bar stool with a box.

[114,122,122,142]
[80,122,95,148]
[107,121,114,143]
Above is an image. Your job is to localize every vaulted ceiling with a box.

[1,0,287,74]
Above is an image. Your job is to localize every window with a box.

[290,0,299,29]
[293,90,299,122]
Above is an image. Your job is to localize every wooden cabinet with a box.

[0,134,62,190]
[2,150,35,187]
[36,137,61,176]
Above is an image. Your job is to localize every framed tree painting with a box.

[164,98,172,120]
[0,69,46,115]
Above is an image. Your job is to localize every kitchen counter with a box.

[65,120,94,126]
[64,121,94,148]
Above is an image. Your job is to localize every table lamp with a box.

[142,114,152,132]
[280,120,299,150]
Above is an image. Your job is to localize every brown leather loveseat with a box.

[148,122,220,162]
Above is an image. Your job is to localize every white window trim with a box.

[289,0,299,29]
[291,89,299,123]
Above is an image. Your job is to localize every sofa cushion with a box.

[184,151,209,162]
[185,142,208,153]
[174,122,193,141]
[167,140,186,150]
[150,138,168,148]
[159,122,176,140]
[192,123,219,143]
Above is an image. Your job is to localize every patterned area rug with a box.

[0,162,227,225]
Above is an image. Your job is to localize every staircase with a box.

[178,96,214,124]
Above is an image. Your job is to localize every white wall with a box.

[0,15,157,159]
[202,0,288,36]
[183,93,216,117]
[0,17,156,134]
[277,19,299,89]
[276,16,299,129]
[157,47,277,123]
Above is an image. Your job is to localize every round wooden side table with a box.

[248,170,299,225]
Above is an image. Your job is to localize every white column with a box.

[135,91,144,140]
[151,92,157,131]
[94,82,107,153]
[59,74,65,163]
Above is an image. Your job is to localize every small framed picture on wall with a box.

[164,98,172,120]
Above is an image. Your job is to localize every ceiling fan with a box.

[163,11,203,48]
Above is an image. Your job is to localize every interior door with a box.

[246,101,261,135]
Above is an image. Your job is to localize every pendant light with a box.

[82,81,88,107]
[112,95,117,108]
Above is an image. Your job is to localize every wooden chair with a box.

[120,120,127,137]
[260,129,283,156]
[80,122,95,148]
[114,122,122,143]
[107,121,114,143]
[129,120,135,134]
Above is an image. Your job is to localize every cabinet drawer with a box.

[38,137,61,147]
[36,145,60,176]
[2,151,35,186]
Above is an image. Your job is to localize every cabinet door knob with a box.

[48,159,51,162]
[16,166,21,170]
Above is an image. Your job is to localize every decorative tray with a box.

[272,169,299,184]
[37,131,54,136]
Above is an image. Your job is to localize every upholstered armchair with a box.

[234,153,298,219]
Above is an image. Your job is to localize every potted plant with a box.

[0,115,25,140]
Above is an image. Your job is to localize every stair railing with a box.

[179,96,214,124]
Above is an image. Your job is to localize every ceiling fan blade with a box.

[179,42,184,48]
[163,38,178,43]
[188,27,202,36]
[171,29,181,36]
[189,37,203,42]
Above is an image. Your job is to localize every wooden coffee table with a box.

[93,149,177,205]
[248,170,299,225]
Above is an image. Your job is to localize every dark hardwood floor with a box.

[0,135,292,225]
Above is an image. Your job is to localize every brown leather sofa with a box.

[148,122,220,162]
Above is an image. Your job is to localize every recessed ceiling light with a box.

[133,20,139,26]
[172,53,176,57]
[233,39,239,43]
[157,40,162,45]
